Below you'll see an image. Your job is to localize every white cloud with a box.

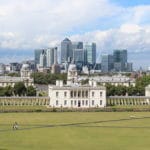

[0,0,149,57]
[70,24,150,54]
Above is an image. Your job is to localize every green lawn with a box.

[0,112,150,150]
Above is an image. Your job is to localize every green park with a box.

[0,112,150,150]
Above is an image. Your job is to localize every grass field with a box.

[0,112,150,150]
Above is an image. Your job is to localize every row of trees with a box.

[0,82,36,97]
[106,75,150,96]
[31,72,67,84]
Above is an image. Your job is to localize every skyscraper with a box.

[101,54,114,73]
[39,50,47,68]
[73,49,85,69]
[46,48,57,67]
[34,49,44,65]
[61,38,73,63]
[35,47,58,69]
[72,42,85,69]
[72,42,83,49]
[113,49,127,71]
[85,43,96,65]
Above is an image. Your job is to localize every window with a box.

[71,100,73,106]
[86,91,88,97]
[92,100,94,106]
[82,100,84,106]
[74,91,76,97]
[78,91,81,97]
[64,92,67,97]
[70,91,73,98]
[74,100,77,105]
[86,100,88,106]
[56,92,59,97]
[100,92,103,97]
[56,100,59,106]
[82,91,84,97]
[64,100,67,105]
[100,100,102,105]
[92,92,95,97]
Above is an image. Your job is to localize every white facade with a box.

[79,75,136,87]
[145,85,150,97]
[0,76,34,87]
[48,80,106,108]
[49,62,106,108]
[20,64,31,79]
[0,63,34,87]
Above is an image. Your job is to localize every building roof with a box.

[63,38,71,42]
[49,84,106,90]
[79,75,135,83]
[0,76,33,83]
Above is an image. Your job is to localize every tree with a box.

[31,72,67,85]
[14,82,27,96]
[8,72,20,77]
[81,79,89,85]
[0,87,6,96]
[4,86,13,96]
[26,86,36,96]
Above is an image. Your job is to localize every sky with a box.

[0,0,150,69]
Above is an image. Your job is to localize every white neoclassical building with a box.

[48,62,106,108]
[0,64,34,87]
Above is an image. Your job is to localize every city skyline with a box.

[0,0,149,69]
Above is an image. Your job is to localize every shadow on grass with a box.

[0,116,150,132]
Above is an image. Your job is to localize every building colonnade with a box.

[107,96,150,106]
[0,97,49,106]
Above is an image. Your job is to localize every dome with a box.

[21,64,30,70]
[68,64,77,72]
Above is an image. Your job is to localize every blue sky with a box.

[112,0,150,7]
[0,0,149,69]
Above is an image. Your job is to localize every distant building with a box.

[5,65,11,73]
[48,62,106,108]
[0,64,34,87]
[47,48,57,67]
[82,66,89,74]
[51,47,61,74]
[72,42,83,49]
[10,62,21,73]
[39,50,47,68]
[113,49,127,72]
[34,49,43,66]
[79,75,136,87]
[101,54,114,73]
[0,63,5,75]
[35,47,57,70]
[22,60,35,71]
[20,64,32,80]
[85,43,96,65]
[61,38,73,63]
[73,49,85,69]
[125,62,133,72]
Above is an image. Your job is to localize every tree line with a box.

[31,72,67,84]
[0,82,36,97]
[106,75,150,96]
